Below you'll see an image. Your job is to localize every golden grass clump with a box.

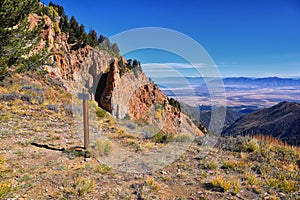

[211,176,231,192]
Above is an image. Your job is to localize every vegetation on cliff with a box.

[168,97,181,111]
[0,0,48,80]
[118,57,142,77]
[0,0,120,81]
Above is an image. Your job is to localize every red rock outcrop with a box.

[96,61,120,112]
[96,59,182,134]
[29,13,202,136]
[128,83,181,134]
[28,14,112,95]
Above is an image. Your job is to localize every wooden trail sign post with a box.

[78,89,90,149]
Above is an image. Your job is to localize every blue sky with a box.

[42,0,300,78]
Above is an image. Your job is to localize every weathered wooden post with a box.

[78,88,90,149]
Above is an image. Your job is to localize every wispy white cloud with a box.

[142,62,221,78]
[142,62,216,69]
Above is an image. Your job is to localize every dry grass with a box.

[172,133,194,142]
[145,177,160,192]
[222,160,238,171]
[94,140,112,156]
[75,177,95,196]
[95,164,112,174]
[0,155,12,199]
[244,170,261,186]
[231,178,241,195]
[0,181,12,199]
[253,134,300,153]
[210,176,231,192]
[62,177,95,197]
[202,160,218,170]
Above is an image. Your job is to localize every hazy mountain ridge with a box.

[222,101,300,146]
[221,77,300,87]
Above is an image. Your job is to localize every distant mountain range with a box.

[222,102,300,146]
[155,76,300,88]
[220,77,300,87]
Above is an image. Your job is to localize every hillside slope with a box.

[222,102,300,146]
[1,77,299,198]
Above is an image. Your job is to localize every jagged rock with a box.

[95,59,182,134]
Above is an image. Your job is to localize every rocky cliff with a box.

[30,13,201,135]
[95,59,182,134]
[29,13,112,96]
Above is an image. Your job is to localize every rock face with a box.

[128,83,181,134]
[44,34,112,97]
[31,14,200,135]
[222,102,300,146]
[29,14,112,95]
[95,59,182,134]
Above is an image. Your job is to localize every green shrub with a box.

[243,138,260,152]
[75,177,95,196]
[95,164,112,174]
[172,133,193,142]
[222,160,237,170]
[231,178,241,195]
[168,97,181,111]
[202,160,218,170]
[152,132,174,143]
[95,107,107,118]
[198,123,207,134]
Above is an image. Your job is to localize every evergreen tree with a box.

[103,38,111,49]
[59,15,69,33]
[132,59,139,68]
[98,34,106,44]
[68,16,79,44]
[168,98,181,111]
[127,59,132,67]
[111,43,120,55]
[87,29,98,47]
[78,25,85,37]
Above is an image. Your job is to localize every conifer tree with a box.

[87,29,98,47]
